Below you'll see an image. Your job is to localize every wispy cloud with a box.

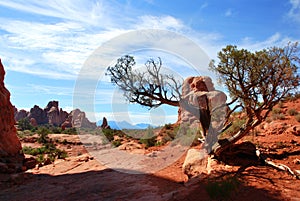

[27,84,74,96]
[288,0,300,23]
[239,33,294,51]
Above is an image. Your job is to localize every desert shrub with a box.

[164,123,172,129]
[17,118,33,131]
[295,114,300,122]
[288,108,298,116]
[112,140,122,147]
[272,113,285,120]
[62,127,77,135]
[139,127,156,148]
[272,107,282,114]
[37,127,50,144]
[205,176,240,200]
[102,128,115,142]
[266,117,272,123]
[22,144,67,164]
[50,126,62,134]
[222,118,246,138]
[278,101,284,108]
[177,126,202,146]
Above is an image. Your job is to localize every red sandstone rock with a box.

[0,59,24,173]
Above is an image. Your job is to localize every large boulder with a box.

[0,59,24,173]
[182,149,210,178]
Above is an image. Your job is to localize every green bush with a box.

[272,113,285,120]
[164,123,172,129]
[139,127,156,148]
[62,127,77,135]
[17,118,33,131]
[288,108,298,116]
[102,128,115,142]
[22,144,67,164]
[222,118,246,138]
[112,140,122,147]
[272,107,282,114]
[37,127,50,144]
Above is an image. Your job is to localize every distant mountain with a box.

[97,120,155,130]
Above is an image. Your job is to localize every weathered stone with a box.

[182,149,209,178]
[28,105,48,125]
[178,76,227,151]
[44,101,68,126]
[67,109,97,129]
[0,59,24,173]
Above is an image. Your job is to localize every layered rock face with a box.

[44,101,68,126]
[67,109,97,129]
[0,59,24,173]
[178,76,227,137]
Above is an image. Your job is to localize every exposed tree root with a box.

[256,149,300,180]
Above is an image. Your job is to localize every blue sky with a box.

[0,0,299,125]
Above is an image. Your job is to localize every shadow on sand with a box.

[0,167,283,201]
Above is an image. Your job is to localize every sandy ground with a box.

[1,99,300,201]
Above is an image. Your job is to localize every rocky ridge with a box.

[14,101,96,129]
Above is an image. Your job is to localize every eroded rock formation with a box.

[0,59,24,173]
[67,109,97,129]
[44,101,68,126]
[178,76,227,137]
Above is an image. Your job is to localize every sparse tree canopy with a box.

[210,42,300,154]
[106,55,182,108]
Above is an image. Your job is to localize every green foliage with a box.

[222,118,246,138]
[210,42,300,123]
[295,114,300,122]
[17,118,33,131]
[272,107,282,114]
[272,113,285,120]
[62,127,77,135]
[288,108,298,116]
[112,140,122,147]
[205,176,240,200]
[139,126,156,148]
[37,127,50,144]
[102,128,116,142]
[22,144,67,164]
[164,123,172,129]
[177,126,202,146]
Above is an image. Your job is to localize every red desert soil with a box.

[1,99,300,201]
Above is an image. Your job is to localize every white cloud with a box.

[239,33,294,51]
[288,0,300,22]
[136,15,184,31]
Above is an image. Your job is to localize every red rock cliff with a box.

[0,59,24,173]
